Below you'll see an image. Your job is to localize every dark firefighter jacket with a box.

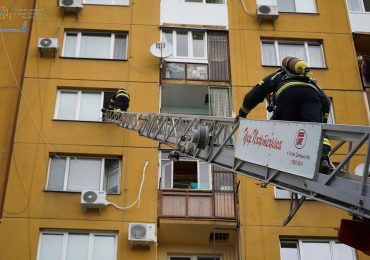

[238,70,331,122]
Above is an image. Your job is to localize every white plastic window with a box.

[161,30,207,60]
[185,0,225,3]
[280,239,356,260]
[55,90,113,121]
[37,231,117,260]
[276,0,317,13]
[46,156,121,194]
[83,0,129,6]
[347,0,370,12]
[63,32,127,60]
[261,40,326,68]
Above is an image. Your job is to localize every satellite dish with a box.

[150,42,173,58]
[355,163,370,176]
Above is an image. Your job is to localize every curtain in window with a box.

[47,157,66,190]
[66,234,89,260]
[38,234,63,260]
[262,42,277,65]
[277,0,295,12]
[176,31,189,57]
[64,33,77,57]
[347,0,362,12]
[80,33,111,59]
[57,91,77,120]
[208,31,229,81]
[113,34,126,60]
[79,92,101,121]
[209,87,230,117]
[300,242,332,260]
[278,43,306,64]
[308,44,325,67]
[92,235,115,260]
[67,158,101,191]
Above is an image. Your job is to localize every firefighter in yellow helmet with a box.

[236,56,333,174]
[107,88,130,113]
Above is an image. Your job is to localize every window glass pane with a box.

[192,31,205,58]
[308,44,325,67]
[187,64,208,80]
[164,63,185,79]
[66,234,89,260]
[67,158,101,191]
[277,0,295,12]
[170,257,192,260]
[364,0,370,12]
[198,162,210,189]
[278,43,306,64]
[105,159,120,194]
[347,0,363,11]
[177,31,189,57]
[92,235,116,260]
[64,33,77,57]
[162,30,173,46]
[161,160,172,189]
[300,241,331,260]
[47,157,66,190]
[295,0,317,13]
[186,0,203,2]
[115,0,128,5]
[80,33,111,59]
[332,243,355,260]
[206,0,224,3]
[57,91,77,120]
[280,241,299,260]
[38,233,63,260]
[79,92,101,121]
[262,42,277,65]
[113,34,127,60]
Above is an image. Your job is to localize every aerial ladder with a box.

[103,110,370,254]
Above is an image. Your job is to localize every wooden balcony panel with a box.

[215,193,235,218]
[162,195,186,216]
[188,196,213,217]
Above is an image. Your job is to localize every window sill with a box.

[53,119,107,123]
[83,3,129,7]
[278,11,319,15]
[60,56,128,62]
[43,190,121,195]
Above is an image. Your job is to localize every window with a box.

[160,151,212,190]
[185,0,224,3]
[54,89,114,121]
[83,0,129,5]
[276,0,317,13]
[161,85,231,116]
[347,0,370,12]
[261,40,326,68]
[162,30,207,60]
[169,256,221,260]
[46,155,121,194]
[62,32,128,60]
[163,62,208,80]
[280,239,356,260]
[37,231,117,260]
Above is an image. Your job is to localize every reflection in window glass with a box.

[177,31,189,57]
[164,63,185,79]
[187,64,208,80]
[192,31,205,58]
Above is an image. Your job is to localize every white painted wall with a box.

[160,0,228,28]
[348,12,370,33]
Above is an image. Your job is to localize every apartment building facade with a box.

[0,0,369,259]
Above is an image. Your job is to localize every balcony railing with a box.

[158,188,237,220]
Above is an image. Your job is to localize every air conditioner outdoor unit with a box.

[38,38,58,57]
[81,190,107,212]
[128,223,157,247]
[256,4,278,24]
[59,0,83,14]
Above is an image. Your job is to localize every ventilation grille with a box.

[209,232,229,241]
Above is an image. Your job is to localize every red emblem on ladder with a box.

[294,129,307,149]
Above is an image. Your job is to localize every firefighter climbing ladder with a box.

[103,110,370,223]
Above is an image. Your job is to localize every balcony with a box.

[158,189,236,220]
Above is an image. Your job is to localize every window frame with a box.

[280,238,356,260]
[347,0,370,13]
[62,31,128,60]
[36,230,118,260]
[159,151,212,190]
[161,29,208,62]
[82,0,129,6]
[184,0,225,4]
[261,39,326,68]
[54,89,114,122]
[45,155,122,194]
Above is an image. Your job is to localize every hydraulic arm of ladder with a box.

[103,110,370,221]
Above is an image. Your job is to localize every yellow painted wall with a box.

[0,0,33,216]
